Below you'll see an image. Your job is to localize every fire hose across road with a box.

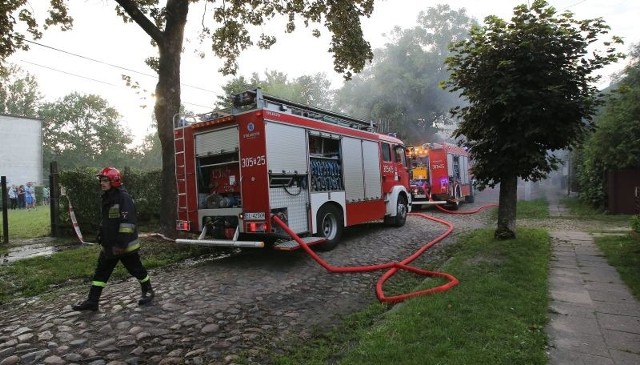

[272,203,496,304]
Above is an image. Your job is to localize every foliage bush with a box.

[576,44,640,208]
[631,215,640,233]
[35,185,43,204]
[57,167,161,235]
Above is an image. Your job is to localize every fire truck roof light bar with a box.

[245,88,375,132]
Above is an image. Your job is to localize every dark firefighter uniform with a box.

[72,168,154,311]
[92,186,148,287]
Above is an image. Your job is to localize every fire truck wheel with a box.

[465,191,475,203]
[445,200,460,211]
[314,204,343,251]
[385,194,408,227]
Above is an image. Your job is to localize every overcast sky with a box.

[8,0,639,144]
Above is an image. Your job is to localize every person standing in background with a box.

[17,185,25,209]
[25,182,35,210]
[8,185,18,209]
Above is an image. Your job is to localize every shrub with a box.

[631,215,640,233]
[57,167,161,235]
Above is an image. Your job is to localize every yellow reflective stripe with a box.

[124,241,140,252]
[139,275,150,283]
[108,205,120,218]
[119,223,136,233]
[92,281,106,287]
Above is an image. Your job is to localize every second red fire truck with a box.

[406,142,474,209]
[174,89,412,251]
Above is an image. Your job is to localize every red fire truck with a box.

[406,142,474,210]
[174,89,411,251]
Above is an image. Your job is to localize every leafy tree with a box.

[577,42,640,209]
[217,70,333,109]
[131,129,162,171]
[444,0,624,239]
[39,93,133,170]
[293,73,333,109]
[334,4,475,144]
[1,0,376,236]
[0,64,41,117]
[0,3,72,75]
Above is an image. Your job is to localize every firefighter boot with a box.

[138,280,154,306]
[72,286,102,311]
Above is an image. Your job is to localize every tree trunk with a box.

[154,1,189,237]
[495,174,518,240]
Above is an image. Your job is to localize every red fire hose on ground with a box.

[271,203,497,304]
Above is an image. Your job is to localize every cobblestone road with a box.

[1,190,500,365]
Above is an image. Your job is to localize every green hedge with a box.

[35,185,44,204]
[58,167,162,235]
[631,215,640,233]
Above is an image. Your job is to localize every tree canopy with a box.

[444,0,624,239]
[0,2,72,74]
[216,70,333,109]
[334,4,475,144]
[0,64,41,117]
[577,42,640,208]
[38,93,133,169]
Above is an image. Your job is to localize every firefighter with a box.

[72,167,154,311]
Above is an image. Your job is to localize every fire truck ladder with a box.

[174,121,189,219]
[234,88,376,132]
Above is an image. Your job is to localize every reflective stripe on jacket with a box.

[99,187,139,257]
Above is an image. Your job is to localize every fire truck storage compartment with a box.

[265,122,311,234]
[308,131,343,192]
[342,137,382,202]
[447,153,470,184]
[362,140,382,199]
[195,127,239,156]
[194,126,241,210]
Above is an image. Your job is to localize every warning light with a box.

[246,222,267,232]
[176,220,190,231]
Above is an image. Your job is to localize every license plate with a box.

[244,212,266,220]
[414,194,426,199]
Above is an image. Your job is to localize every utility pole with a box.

[50,162,60,238]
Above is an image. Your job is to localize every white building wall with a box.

[0,114,43,186]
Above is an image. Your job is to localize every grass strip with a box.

[517,198,551,219]
[561,197,632,224]
[0,240,222,304]
[0,206,50,239]
[594,234,640,300]
[489,198,549,221]
[273,228,550,365]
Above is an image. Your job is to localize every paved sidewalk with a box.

[546,196,640,364]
